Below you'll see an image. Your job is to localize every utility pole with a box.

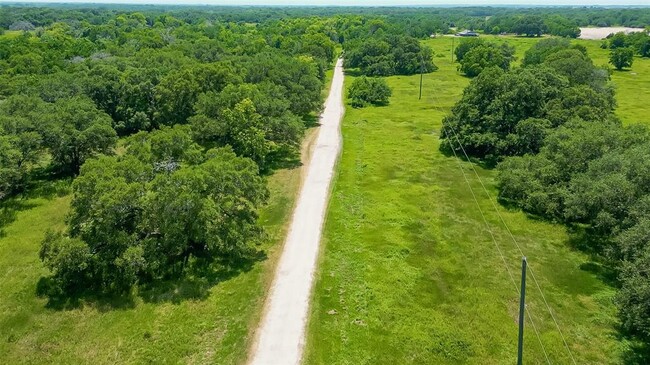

[419,55,424,100]
[517,257,527,365]
[451,36,455,63]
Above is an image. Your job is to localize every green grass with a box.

[305,35,649,364]
[438,34,650,126]
[0,154,306,363]
[573,38,650,126]
[0,30,24,39]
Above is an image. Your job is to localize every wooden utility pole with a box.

[517,257,527,365]
[419,56,424,100]
[451,36,455,63]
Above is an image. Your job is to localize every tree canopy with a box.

[454,38,515,77]
[344,34,437,76]
[41,127,269,293]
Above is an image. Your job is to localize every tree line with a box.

[441,38,650,348]
[2,5,650,39]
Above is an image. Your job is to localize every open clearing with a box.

[305,35,650,364]
[580,27,646,40]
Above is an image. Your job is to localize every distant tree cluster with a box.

[485,14,580,38]
[442,37,650,346]
[1,5,648,39]
[344,34,437,77]
[602,31,650,70]
[444,38,612,162]
[454,38,516,77]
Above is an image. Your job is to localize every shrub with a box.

[348,76,392,108]
[610,47,635,70]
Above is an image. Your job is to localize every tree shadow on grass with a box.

[578,261,619,288]
[343,68,364,77]
[36,250,267,311]
[437,139,499,169]
[264,148,303,173]
[0,199,40,238]
[620,338,650,365]
[0,172,72,237]
[140,251,266,305]
[303,114,321,129]
[566,225,611,260]
[36,277,138,312]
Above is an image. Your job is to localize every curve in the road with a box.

[248,58,345,365]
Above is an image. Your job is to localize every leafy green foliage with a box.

[442,67,615,162]
[618,248,650,341]
[605,31,650,58]
[512,15,547,37]
[42,97,118,174]
[455,39,515,77]
[348,76,392,108]
[610,47,635,70]
[344,35,437,76]
[41,127,268,293]
[454,37,484,62]
[522,38,574,66]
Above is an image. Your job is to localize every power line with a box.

[446,124,577,365]
[444,125,551,365]
[423,36,552,362]
[446,128,519,293]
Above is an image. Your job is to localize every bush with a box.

[348,76,392,108]
[610,47,635,70]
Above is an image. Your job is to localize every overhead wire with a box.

[445,123,577,365]
[423,41,551,362]
[444,124,551,365]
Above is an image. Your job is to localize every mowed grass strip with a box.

[305,36,648,364]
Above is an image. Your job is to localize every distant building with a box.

[456,30,479,37]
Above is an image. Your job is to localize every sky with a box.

[1,0,649,6]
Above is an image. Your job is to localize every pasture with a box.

[305,35,650,364]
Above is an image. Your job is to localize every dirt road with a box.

[248,58,345,365]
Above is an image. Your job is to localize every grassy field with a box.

[305,36,650,364]
[0,67,336,363]
[573,38,650,126]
